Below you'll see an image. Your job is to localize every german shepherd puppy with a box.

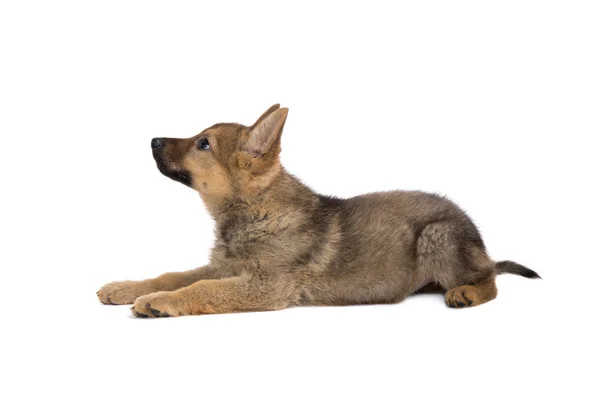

[98,104,540,317]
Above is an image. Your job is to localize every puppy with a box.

[97,104,540,317]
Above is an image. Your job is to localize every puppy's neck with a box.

[210,166,317,225]
[198,162,281,217]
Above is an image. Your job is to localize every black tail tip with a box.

[521,268,542,280]
[496,261,542,279]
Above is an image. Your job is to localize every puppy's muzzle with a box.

[150,137,193,187]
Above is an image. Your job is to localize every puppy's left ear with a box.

[244,107,289,158]
[250,104,280,130]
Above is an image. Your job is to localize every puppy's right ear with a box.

[250,104,280,130]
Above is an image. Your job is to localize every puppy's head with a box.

[151,104,289,210]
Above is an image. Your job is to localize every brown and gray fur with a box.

[97,104,541,317]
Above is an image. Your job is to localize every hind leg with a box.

[441,245,498,308]
[416,221,497,308]
[445,277,497,308]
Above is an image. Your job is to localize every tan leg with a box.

[445,277,498,308]
[97,265,227,305]
[130,276,290,318]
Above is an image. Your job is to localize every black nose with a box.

[151,138,165,149]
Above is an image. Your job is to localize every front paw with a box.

[97,280,154,305]
[131,292,176,318]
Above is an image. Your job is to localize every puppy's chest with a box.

[216,215,286,258]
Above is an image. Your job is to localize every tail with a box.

[495,260,541,279]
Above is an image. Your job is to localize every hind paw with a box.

[445,286,479,308]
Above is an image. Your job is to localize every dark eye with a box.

[197,138,210,150]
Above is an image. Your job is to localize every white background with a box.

[1,1,599,399]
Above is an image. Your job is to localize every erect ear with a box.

[250,104,280,130]
[244,107,288,158]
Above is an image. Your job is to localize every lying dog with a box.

[98,104,540,317]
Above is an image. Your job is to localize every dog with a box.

[97,104,540,317]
